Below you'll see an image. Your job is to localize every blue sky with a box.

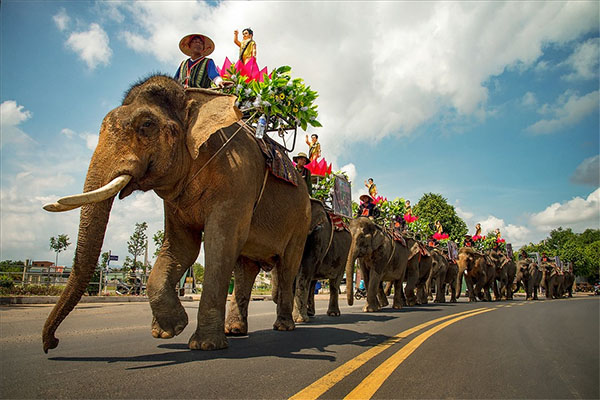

[1,1,598,267]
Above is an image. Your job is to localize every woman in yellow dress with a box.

[234,28,256,64]
[364,178,377,198]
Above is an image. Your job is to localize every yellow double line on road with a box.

[290,307,495,400]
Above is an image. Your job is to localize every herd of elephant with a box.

[40,76,575,353]
[297,213,576,324]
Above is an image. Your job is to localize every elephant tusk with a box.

[43,202,81,213]
[55,175,132,207]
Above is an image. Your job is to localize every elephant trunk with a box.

[42,166,115,353]
[345,241,359,306]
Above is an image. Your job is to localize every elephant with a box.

[345,217,420,311]
[541,262,565,299]
[502,258,517,300]
[292,199,352,322]
[514,259,543,300]
[562,269,575,298]
[455,247,495,302]
[426,248,458,303]
[41,75,311,352]
[408,248,433,306]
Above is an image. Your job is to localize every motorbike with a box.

[594,284,600,296]
[354,287,367,300]
[115,279,146,295]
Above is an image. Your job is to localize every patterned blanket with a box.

[328,212,349,232]
[255,134,299,187]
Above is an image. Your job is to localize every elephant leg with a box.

[225,258,260,335]
[307,280,317,316]
[449,281,457,303]
[293,273,312,323]
[147,219,201,341]
[392,280,403,309]
[435,277,445,303]
[378,282,390,308]
[383,281,393,296]
[404,260,419,306]
[398,280,406,306]
[273,234,305,331]
[466,278,477,302]
[492,280,501,301]
[363,267,382,312]
[327,277,341,316]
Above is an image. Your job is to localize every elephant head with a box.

[41,76,241,352]
[345,217,386,305]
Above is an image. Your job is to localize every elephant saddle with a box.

[328,212,349,232]
[386,228,406,246]
[417,242,430,257]
[255,135,299,187]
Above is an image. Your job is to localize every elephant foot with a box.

[151,307,188,339]
[450,298,457,303]
[327,308,341,317]
[224,319,248,336]
[468,297,478,303]
[406,299,417,307]
[273,317,295,331]
[362,303,381,312]
[392,303,402,309]
[293,312,310,323]
[188,330,228,351]
[307,308,315,317]
[379,298,390,307]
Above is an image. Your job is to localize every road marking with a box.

[344,308,495,400]
[288,308,487,400]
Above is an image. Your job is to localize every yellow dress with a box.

[240,39,256,64]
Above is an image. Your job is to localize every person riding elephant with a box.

[293,152,312,196]
[357,195,379,219]
[175,33,224,89]
[293,199,351,322]
[345,217,420,311]
[41,75,311,352]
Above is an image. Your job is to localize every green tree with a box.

[123,256,143,271]
[413,193,467,243]
[153,230,164,257]
[127,222,148,268]
[0,260,24,272]
[192,262,205,285]
[49,234,71,266]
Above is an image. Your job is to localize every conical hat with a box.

[179,34,215,57]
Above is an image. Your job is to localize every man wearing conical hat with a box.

[175,33,224,89]
[293,152,312,196]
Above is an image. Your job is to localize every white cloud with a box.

[562,37,600,81]
[530,188,600,232]
[113,1,598,159]
[521,92,537,107]
[53,8,70,31]
[79,132,99,151]
[66,23,112,70]
[527,90,599,134]
[0,100,35,148]
[61,128,76,138]
[571,155,600,186]
[475,215,531,246]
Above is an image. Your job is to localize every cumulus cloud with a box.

[571,155,600,186]
[114,1,598,159]
[530,188,600,232]
[80,132,99,151]
[0,100,35,148]
[562,37,600,81]
[521,92,537,107]
[66,23,112,70]
[53,8,70,31]
[60,128,76,138]
[475,215,531,246]
[527,90,599,134]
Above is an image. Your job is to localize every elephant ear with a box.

[372,230,385,250]
[184,88,242,159]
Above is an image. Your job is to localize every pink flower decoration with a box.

[306,158,332,177]
[496,238,505,243]
[404,213,419,223]
[373,196,387,205]
[472,235,482,241]
[433,232,449,240]
[217,57,269,82]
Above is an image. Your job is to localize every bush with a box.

[0,275,14,288]
[0,284,65,296]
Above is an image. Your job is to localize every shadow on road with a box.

[48,325,393,370]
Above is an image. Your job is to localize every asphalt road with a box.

[1,295,598,399]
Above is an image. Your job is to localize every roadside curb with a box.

[0,295,192,305]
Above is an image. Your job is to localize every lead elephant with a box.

[42,76,311,352]
[456,247,495,302]
[345,218,420,311]
[541,262,565,299]
[293,200,352,322]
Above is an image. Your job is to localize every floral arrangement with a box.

[312,170,348,204]
[306,158,332,177]
[433,232,450,241]
[479,231,506,251]
[218,58,322,131]
[404,213,419,223]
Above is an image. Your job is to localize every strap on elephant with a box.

[384,232,396,267]
[253,168,270,213]
[320,214,336,266]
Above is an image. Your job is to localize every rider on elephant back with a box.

[464,235,474,247]
[175,33,225,89]
[357,195,379,219]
